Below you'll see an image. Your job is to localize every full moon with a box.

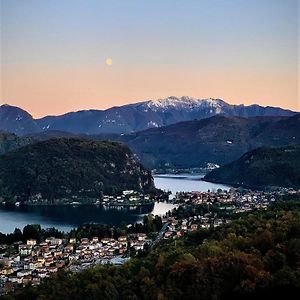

[106,58,113,66]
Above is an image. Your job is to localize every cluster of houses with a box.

[172,189,280,212]
[157,207,225,241]
[1,187,299,294]
[0,233,148,294]
[158,188,300,240]
[101,190,153,206]
[160,216,229,240]
[9,190,156,207]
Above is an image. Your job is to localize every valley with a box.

[1,103,300,298]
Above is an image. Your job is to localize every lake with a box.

[154,174,230,196]
[0,174,230,233]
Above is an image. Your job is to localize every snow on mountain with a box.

[0,104,40,135]
[0,97,296,135]
[142,96,226,111]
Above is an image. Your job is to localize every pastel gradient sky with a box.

[1,0,299,117]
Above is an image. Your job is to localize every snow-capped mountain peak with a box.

[144,96,226,111]
[1,98,295,136]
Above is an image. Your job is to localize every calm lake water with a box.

[154,174,230,196]
[0,174,230,233]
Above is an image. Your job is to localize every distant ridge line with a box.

[0,96,296,136]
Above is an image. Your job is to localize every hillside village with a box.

[0,233,147,294]
[1,188,299,294]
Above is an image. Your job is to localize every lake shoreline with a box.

[0,175,230,234]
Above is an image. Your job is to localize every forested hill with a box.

[204,145,300,189]
[1,114,300,170]
[94,113,300,169]
[0,131,32,155]
[0,138,155,202]
[3,201,300,299]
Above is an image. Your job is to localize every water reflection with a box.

[153,174,230,197]
[0,174,229,233]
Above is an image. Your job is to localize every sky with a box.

[0,0,299,117]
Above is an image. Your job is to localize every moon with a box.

[106,58,113,66]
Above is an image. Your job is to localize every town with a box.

[1,187,299,294]
[6,190,159,207]
[0,233,148,294]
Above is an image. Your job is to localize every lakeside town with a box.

[1,187,299,294]
[1,190,159,207]
[0,234,145,294]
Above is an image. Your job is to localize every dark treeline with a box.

[2,200,300,300]
[0,215,163,246]
[168,202,232,220]
[0,225,62,246]
[70,214,163,241]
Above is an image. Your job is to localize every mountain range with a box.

[1,113,300,170]
[0,96,295,136]
[108,113,300,169]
